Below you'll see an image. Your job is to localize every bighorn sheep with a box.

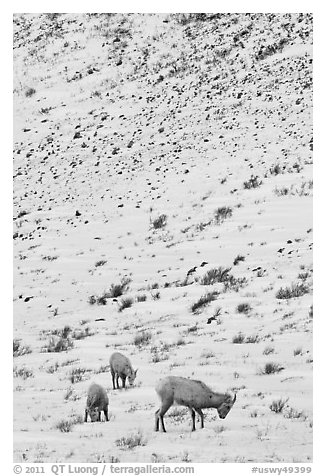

[109,352,138,389]
[84,383,109,422]
[155,376,236,432]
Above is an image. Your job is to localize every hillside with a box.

[13,13,313,463]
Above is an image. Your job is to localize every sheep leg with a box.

[122,375,126,388]
[160,415,167,433]
[84,409,88,423]
[195,408,204,428]
[156,400,172,432]
[190,408,196,431]
[98,411,101,422]
[116,375,120,389]
[111,371,116,390]
[155,409,160,431]
[104,407,109,421]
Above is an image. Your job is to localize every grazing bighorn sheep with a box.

[155,376,236,432]
[84,383,109,422]
[109,352,138,389]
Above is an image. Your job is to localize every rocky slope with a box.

[13,13,313,463]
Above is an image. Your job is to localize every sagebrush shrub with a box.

[134,331,152,347]
[13,366,34,379]
[69,367,89,384]
[56,419,73,433]
[115,431,146,449]
[236,303,252,314]
[276,282,310,299]
[263,346,274,355]
[118,297,133,312]
[13,339,31,357]
[108,277,131,298]
[25,87,36,97]
[89,278,132,305]
[136,294,147,302]
[55,415,83,433]
[214,207,233,225]
[200,267,232,285]
[260,362,284,374]
[269,398,289,413]
[191,291,218,313]
[151,214,167,229]
[42,336,74,353]
[95,260,107,267]
[71,327,94,340]
[245,334,260,343]
[232,332,245,344]
[243,175,262,189]
[283,406,307,420]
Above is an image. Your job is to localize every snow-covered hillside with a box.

[13,13,313,463]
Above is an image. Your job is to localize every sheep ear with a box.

[232,393,237,404]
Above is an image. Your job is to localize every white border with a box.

[5,4,323,475]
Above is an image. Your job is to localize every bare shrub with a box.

[55,415,83,433]
[186,325,198,334]
[68,367,90,384]
[233,255,245,266]
[270,398,289,413]
[293,347,303,356]
[223,276,248,292]
[136,294,147,302]
[274,186,290,196]
[166,407,188,421]
[89,277,132,305]
[243,175,262,189]
[236,303,252,314]
[55,419,73,433]
[41,326,74,353]
[71,327,94,340]
[276,282,310,299]
[232,332,245,344]
[263,346,275,355]
[25,87,36,97]
[245,334,260,343]
[151,343,170,363]
[95,260,107,267]
[115,431,146,449]
[283,406,307,420]
[13,366,34,379]
[13,339,32,357]
[108,277,132,298]
[46,362,60,373]
[134,331,152,347]
[175,337,186,346]
[118,298,133,312]
[42,336,74,353]
[214,207,233,225]
[200,267,232,285]
[191,291,219,313]
[151,214,167,229]
[266,163,286,176]
[260,362,284,375]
